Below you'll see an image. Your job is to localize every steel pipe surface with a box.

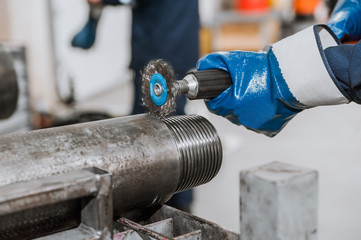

[0,114,222,238]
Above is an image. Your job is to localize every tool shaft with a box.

[182,69,232,100]
[191,69,232,99]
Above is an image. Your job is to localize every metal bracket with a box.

[116,217,202,240]
[0,167,113,240]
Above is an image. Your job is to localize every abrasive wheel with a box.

[141,59,178,118]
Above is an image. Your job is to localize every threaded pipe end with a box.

[162,115,222,192]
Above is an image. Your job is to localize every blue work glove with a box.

[327,0,361,41]
[197,25,350,137]
[71,5,102,49]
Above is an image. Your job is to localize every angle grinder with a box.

[142,59,232,117]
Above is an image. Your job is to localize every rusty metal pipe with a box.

[0,114,222,238]
[0,114,222,215]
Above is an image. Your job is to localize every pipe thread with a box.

[162,115,222,192]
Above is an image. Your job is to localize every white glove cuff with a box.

[272,25,349,107]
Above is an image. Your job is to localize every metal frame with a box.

[115,205,239,240]
[0,167,113,240]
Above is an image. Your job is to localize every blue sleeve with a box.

[327,0,361,40]
[325,41,361,103]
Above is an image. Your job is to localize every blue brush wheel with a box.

[149,73,168,106]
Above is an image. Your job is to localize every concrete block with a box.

[240,161,318,240]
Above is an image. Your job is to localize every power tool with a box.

[142,59,232,117]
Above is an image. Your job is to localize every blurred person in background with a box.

[195,0,361,137]
[72,0,199,212]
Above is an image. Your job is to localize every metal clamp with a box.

[0,167,113,240]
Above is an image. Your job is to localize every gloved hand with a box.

[197,25,350,137]
[71,0,134,49]
[327,0,361,41]
[71,4,103,49]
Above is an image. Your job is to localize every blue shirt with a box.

[130,0,199,78]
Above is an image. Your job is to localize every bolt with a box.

[154,83,163,96]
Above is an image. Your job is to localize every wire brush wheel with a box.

[141,59,177,118]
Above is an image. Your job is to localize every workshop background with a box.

[0,0,360,239]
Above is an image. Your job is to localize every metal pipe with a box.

[0,48,19,119]
[0,114,222,214]
[0,114,222,238]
